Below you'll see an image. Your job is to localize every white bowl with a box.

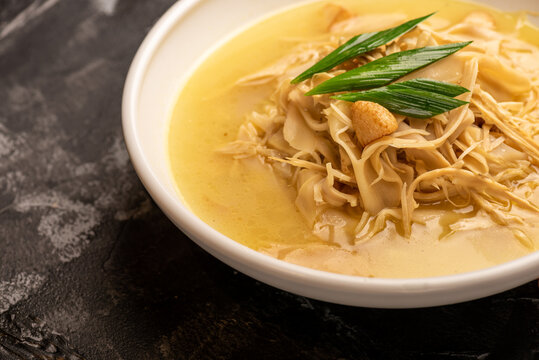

[122,0,539,308]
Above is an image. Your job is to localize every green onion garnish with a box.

[333,82,469,118]
[389,78,469,97]
[291,12,435,84]
[306,42,472,95]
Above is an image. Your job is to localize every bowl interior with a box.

[123,0,539,307]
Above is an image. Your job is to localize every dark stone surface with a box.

[0,1,537,359]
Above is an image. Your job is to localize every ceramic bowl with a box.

[122,0,539,308]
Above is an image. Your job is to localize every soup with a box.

[168,0,539,278]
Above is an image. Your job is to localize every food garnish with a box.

[306,42,471,95]
[333,79,469,118]
[295,15,473,118]
[291,12,435,83]
[351,101,398,145]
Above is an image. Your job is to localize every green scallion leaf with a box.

[333,86,469,118]
[306,41,472,95]
[290,12,435,84]
[390,78,469,97]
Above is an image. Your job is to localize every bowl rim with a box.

[122,0,539,307]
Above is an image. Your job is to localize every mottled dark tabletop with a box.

[0,0,538,359]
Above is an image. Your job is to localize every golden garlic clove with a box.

[351,101,398,146]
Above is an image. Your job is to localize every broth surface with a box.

[168,0,539,278]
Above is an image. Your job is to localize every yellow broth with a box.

[168,0,539,278]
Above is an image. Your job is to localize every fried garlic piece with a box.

[351,101,398,146]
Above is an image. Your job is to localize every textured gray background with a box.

[0,0,538,359]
